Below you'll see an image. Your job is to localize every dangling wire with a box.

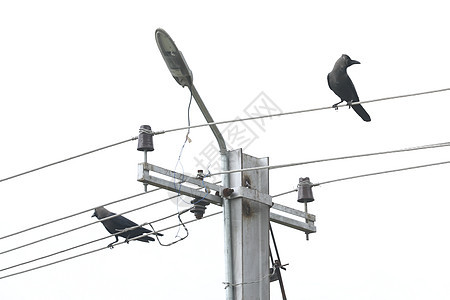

[173,91,194,202]
[148,208,190,247]
[173,91,194,239]
[186,90,193,143]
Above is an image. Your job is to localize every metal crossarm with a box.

[137,162,223,205]
[270,203,316,234]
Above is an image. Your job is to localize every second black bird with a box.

[92,206,162,248]
[327,54,371,122]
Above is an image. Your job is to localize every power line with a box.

[151,87,450,136]
[1,88,448,187]
[3,136,438,252]
[271,159,450,197]
[0,187,160,241]
[1,87,448,281]
[0,137,137,184]
[1,180,219,254]
[207,141,450,177]
[1,190,181,255]
[272,189,297,198]
[315,160,450,186]
[0,211,222,280]
[0,208,190,273]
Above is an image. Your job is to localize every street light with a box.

[155,28,193,88]
[155,28,227,151]
[155,28,234,300]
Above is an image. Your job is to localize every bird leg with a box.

[107,236,119,249]
[332,100,344,110]
[347,100,353,109]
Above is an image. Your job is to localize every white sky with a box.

[1,1,449,299]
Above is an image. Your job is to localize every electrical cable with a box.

[2,138,447,253]
[271,159,450,198]
[223,269,277,289]
[148,209,190,246]
[1,180,220,255]
[0,187,160,241]
[1,193,182,254]
[1,88,447,187]
[0,137,137,184]
[173,90,194,204]
[0,210,223,280]
[173,90,194,239]
[0,191,167,255]
[272,189,297,198]
[315,159,450,186]
[1,87,448,279]
[206,141,450,177]
[0,208,190,273]
[151,87,450,136]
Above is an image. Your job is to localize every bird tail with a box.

[352,104,371,122]
[141,236,155,242]
[137,231,163,242]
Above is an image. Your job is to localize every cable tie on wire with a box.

[139,127,154,135]
[223,268,277,289]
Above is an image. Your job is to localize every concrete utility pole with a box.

[226,149,271,299]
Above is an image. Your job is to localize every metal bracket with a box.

[137,162,223,205]
[270,203,316,234]
[215,185,316,234]
[228,186,272,206]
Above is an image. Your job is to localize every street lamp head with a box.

[155,28,193,88]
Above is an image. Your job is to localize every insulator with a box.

[297,177,314,203]
[137,125,154,152]
[190,198,210,219]
[197,170,204,179]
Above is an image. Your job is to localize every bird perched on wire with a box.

[327,54,371,122]
[92,206,162,248]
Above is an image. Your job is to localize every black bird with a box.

[327,54,371,122]
[92,206,162,248]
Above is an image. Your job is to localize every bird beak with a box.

[349,59,360,65]
[91,212,96,218]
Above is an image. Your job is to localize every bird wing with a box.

[113,214,159,242]
[327,73,334,91]
[112,214,140,230]
[347,77,359,102]
[108,214,164,243]
[346,78,371,121]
